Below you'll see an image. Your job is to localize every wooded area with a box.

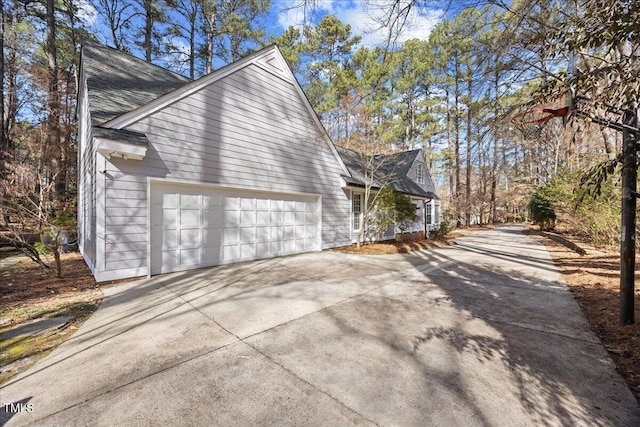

[1,0,638,256]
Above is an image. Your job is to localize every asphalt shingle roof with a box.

[81,40,192,126]
[93,126,148,146]
[336,145,437,199]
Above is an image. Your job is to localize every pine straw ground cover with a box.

[1,226,639,403]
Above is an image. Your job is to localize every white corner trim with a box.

[95,137,147,160]
[147,177,152,279]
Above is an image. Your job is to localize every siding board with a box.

[93,49,351,281]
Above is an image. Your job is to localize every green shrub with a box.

[529,189,556,231]
[368,186,418,242]
[430,222,450,240]
[34,241,50,255]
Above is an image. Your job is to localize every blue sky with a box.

[272,0,445,46]
[78,0,445,51]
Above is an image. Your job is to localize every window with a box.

[416,165,424,184]
[353,193,362,231]
[425,202,432,225]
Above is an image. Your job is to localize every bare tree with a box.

[91,0,137,50]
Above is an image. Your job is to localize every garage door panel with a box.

[202,194,220,207]
[161,250,177,266]
[284,211,295,224]
[256,226,269,241]
[222,245,239,261]
[163,209,177,227]
[271,200,283,211]
[163,193,178,208]
[223,209,240,226]
[240,210,256,225]
[224,197,239,210]
[240,243,255,259]
[203,228,221,243]
[223,227,238,243]
[284,225,294,239]
[240,227,256,241]
[180,228,200,247]
[256,242,269,257]
[180,194,200,205]
[204,209,221,226]
[151,184,318,275]
[257,211,269,225]
[163,229,178,248]
[180,248,201,266]
[305,227,316,239]
[203,246,220,260]
[283,240,295,253]
[240,198,254,210]
[180,209,200,226]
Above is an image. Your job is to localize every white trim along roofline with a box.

[103,45,351,177]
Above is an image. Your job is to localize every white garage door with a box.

[150,183,320,275]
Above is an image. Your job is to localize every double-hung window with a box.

[416,165,424,184]
[353,193,362,231]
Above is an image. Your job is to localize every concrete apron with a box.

[1,225,639,426]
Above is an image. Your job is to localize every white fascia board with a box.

[95,137,147,160]
[104,45,351,178]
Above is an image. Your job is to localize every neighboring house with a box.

[77,40,439,282]
[336,146,441,242]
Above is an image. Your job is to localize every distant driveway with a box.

[2,225,639,426]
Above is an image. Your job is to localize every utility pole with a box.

[620,109,637,325]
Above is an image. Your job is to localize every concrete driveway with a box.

[2,225,639,426]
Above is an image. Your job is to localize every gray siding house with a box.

[77,41,439,282]
[336,146,441,241]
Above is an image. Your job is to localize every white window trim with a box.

[416,164,425,184]
[352,192,363,233]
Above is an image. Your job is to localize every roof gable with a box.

[125,46,347,175]
[80,40,192,126]
[103,45,308,130]
[336,147,436,199]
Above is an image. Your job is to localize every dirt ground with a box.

[1,227,639,402]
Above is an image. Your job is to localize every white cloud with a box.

[276,0,443,47]
[75,0,98,27]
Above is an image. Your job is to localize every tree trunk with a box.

[206,12,215,73]
[465,78,472,227]
[0,0,5,154]
[189,21,195,79]
[46,0,62,199]
[491,72,500,224]
[144,0,152,62]
[454,63,461,227]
